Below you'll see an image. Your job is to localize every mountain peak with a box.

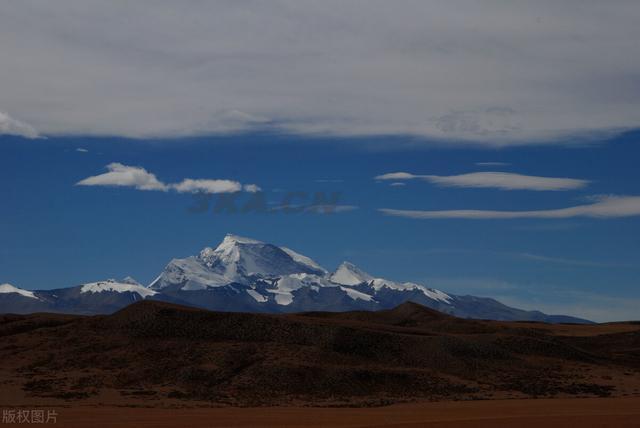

[330,262,374,286]
[218,234,263,248]
[199,234,266,263]
[151,234,327,291]
[0,283,38,300]
[121,276,142,286]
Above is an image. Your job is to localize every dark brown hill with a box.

[0,300,638,407]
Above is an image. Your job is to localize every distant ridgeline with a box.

[0,235,591,323]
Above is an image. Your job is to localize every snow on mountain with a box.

[149,256,230,290]
[121,276,142,286]
[329,262,451,303]
[149,235,451,308]
[265,273,374,306]
[339,286,375,302]
[400,283,451,303]
[267,273,324,305]
[330,262,373,286]
[280,247,327,274]
[205,234,326,279]
[246,289,268,303]
[149,234,326,291]
[0,283,39,300]
[0,235,592,323]
[80,279,157,298]
[370,279,451,303]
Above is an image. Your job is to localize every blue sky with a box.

[2,2,640,321]
[2,131,640,321]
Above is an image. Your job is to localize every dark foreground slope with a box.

[0,301,638,407]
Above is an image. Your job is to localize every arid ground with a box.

[0,397,637,427]
[1,301,639,426]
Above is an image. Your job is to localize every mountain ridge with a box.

[0,234,592,323]
[2,299,638,407]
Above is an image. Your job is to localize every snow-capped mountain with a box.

[149,234,326,291]
[0,283,51,313]
[330,262,373,286]
[142,234,590,322]
[330,262,452,303]
[0,235,591,323]
[146,234,459,314]
[0,278,160,315]
[0,283,39,299]
[80,279,157,298]
[50,277,159,314]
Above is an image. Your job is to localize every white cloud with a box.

[389,182,406,187]
[434,108,520,138]
[2,2,640,144]
[0,111,40,139]
[76,163,168,191]
[425,172,589,191]
[243,184,261,193]
[76,147,89,153]
[77,163,257,194]
[375,172,417,181]
[379,195,640,219]
[375,171,589,191]
[172,178,242,194]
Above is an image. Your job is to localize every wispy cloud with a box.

[75,147,89,153]
[76,163,259,194]
[172,179,242,194]
[376,172,417,181]
[76,163,168,191]
[243,184,262,193]
[425,248,634,269]
[516,252,627,268]
[0,111,40,139]
[379,195,640,220]
[375,171,589,191]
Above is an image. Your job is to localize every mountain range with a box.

[0,234,590,323]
